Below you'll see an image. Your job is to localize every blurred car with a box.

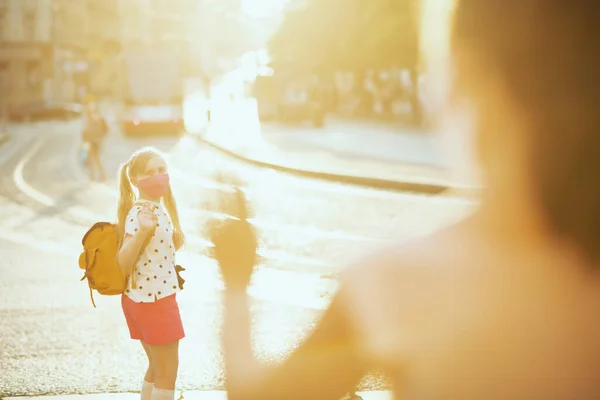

[8,102,83,122]
[121,103,184,136]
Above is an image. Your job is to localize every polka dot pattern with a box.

[123,201,180,303]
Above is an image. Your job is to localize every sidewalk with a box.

[193,99,478,196]
[0,120,10,145]
[4,390,392,399]
[0,132,8,145]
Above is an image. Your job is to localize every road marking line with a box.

[10,139,336,270]
[13,136,112,222]
[62,132,469,242]
[0,133,29,167]
[12,131,441,274]
[5,129,334,308]
[12,150,336,270]
[13,137,56,206]
[86,173,387,242]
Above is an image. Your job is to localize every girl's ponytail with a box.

[117,162,135,247]
[163,185,185,249]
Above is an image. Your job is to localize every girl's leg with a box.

[147,340,179,400]
[142,341,155,382]
[86,146,96,180]
[141,341,154,400]
[88,145,105,181]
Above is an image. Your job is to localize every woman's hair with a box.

[452,0,600,262]
[117,147,185,248]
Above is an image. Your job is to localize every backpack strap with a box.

[80,248,98,308]
[88,281,96,308]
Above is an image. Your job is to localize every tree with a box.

[268,0,422,122]
[269,0,420,73]
[192,1,262,81]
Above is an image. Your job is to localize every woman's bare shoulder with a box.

[337,220,478,356]
[341,221,472,286]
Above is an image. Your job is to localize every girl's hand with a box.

[138,204,157,235]
[211,188,258,290]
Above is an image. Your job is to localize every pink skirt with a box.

[121,294,185,345]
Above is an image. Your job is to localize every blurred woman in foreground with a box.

[212,1,600,399]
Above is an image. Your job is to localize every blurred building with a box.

[52,0,89,104]
[118,0,193,52]
[54,0,122,102]
[117,0,195,95]
[119,0,153,47]
[149,0,194,48]
[0,0,54,110]
[86,0,121,98]
[192,0,263,79]
[0,0,124,110]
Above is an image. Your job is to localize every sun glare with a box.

[420,0,454,66]
[241,0,289,17]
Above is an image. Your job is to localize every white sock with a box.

[141,380,154,400]
[151,387,175,400]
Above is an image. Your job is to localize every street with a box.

[0,117,474,397]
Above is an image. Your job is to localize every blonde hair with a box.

[116,147,185,248]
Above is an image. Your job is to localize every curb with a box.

[194,134,454,195]
[2,390,391,399]
[0,132,10,147]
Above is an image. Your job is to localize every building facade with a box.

[119,0,153,47]
[0,0,124,110]
[53,0,122,102]
[52,0,89,104]
[148,0,194,48]
[86,0,121,98]
[118,0,195,93]
[0,0,54,110]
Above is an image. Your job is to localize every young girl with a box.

[116,147,185,400]
[82,99,107,182]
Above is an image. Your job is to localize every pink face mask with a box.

[137,174,170,199]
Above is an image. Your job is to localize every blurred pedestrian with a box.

[212,1,600,399]
[116,147,186,400]
[82,96,108,181]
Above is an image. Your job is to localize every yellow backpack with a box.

[78,222,126,307]
[79,206,183,307]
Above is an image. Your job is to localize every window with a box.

[0,4,6,41]
[27,61,40,89]
[0,62,8,83]
[0,62,9,102]
[23,10,36,41]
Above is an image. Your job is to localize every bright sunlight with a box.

[241,0,290,17]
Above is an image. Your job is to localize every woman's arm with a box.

[222,288,367,400]
[214,186,366,399]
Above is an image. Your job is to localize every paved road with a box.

[0,118,474,397]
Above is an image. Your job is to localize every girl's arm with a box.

[118,205,155,275]
[117,232,151,276]
[222,288,368,400]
